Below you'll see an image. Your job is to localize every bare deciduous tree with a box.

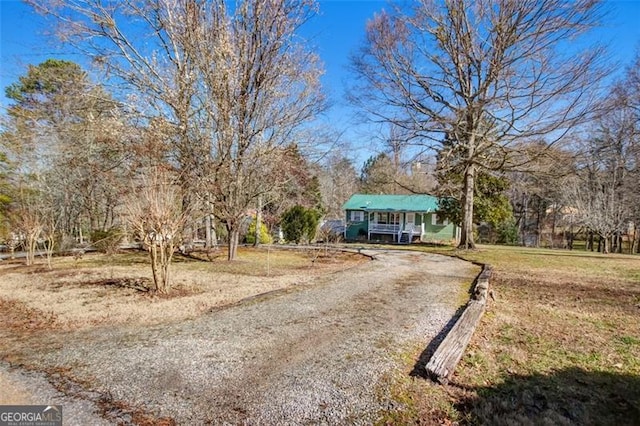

[349,0,608,248]
[620,51,640,252]
[565,173,626,254]
[507,144,577,247]
[196,0,326,260]
[29,0,327,261]
[566,81,638,253]
[38,177,63,269]
[318,154,360,219]
[8,183,44,266]
[126,166,190,293]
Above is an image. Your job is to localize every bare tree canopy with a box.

[349,0,609,248]
[317,154,360,219]
[565,75,639,253]
[28,0,327,260]
[198,0,326,259]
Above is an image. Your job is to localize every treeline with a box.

[3,53,640,258]
[0,59,361,253]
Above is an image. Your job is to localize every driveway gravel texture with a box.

[3,249,478,425]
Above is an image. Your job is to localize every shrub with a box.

[497,220,519,245]
[90,229,123,254]
[281,205,320,244]
[246,219,273,244]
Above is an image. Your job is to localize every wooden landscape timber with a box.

[425,264,493,384]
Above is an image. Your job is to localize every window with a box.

[431,213,449,226]
[350,211,364,222]
[376,212,400,224]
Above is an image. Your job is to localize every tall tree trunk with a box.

[182,194,193,247]
[205,196,214,249]
[518,193,527,245]
[26,233,37,266]
[551,208,557,248]
[227,223,239,261]
[458,163,475,249]
[567,224,574,250]
[205,214,212,248]
[535,201,542,248]
[617,232,623,254]
[44,230,55,270]
[254,194,263,247]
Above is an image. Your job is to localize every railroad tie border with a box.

[425,264,493,384]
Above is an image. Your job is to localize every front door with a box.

[406,213,415,231]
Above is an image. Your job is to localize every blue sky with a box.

[1,0,639,164]
[0,0,386,106]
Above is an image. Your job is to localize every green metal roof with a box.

[342,194,439,212]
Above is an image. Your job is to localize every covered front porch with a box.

[343,194,458,244]
[366,211,424,243]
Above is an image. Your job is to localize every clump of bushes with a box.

[245,219,273,244]
[281,205,321,244]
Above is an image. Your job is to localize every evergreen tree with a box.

[281,205,320,244]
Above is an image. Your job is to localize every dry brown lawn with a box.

[0,245,367,416]
[0,246,366,332]
[3,244,638,424]
[374,244,640,425]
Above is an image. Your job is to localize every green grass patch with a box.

[620,335,640,346]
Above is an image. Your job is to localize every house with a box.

[342,194,459,243]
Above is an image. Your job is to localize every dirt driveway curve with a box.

[4,249,478,425]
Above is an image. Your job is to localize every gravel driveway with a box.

[9,249,478,425]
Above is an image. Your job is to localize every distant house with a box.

[342,194,459,243]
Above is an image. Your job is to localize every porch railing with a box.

[369,223,401,233]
